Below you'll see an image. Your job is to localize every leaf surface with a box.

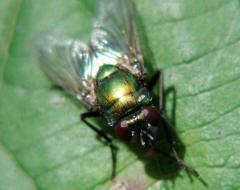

[0,0,239,189]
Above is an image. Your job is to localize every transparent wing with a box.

[32,0,145,107]
[91,0,146,78]
[32,33,96,108]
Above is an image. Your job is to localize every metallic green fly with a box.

[33,0,199,179]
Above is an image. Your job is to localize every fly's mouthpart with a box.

[136,124,156,148]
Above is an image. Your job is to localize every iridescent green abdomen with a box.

[96,65,152,126]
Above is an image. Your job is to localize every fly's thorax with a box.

[96,65,152,126]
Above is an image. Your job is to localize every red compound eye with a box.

[115,120,132,141]
[142,106,160,126]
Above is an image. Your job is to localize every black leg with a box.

[153,147,200,177]
[157,70,174,145]
[50,84,64,90]
[147,70,161,91]
[148,70,173,131]
[80,111,117,179]
[149,70,200,177]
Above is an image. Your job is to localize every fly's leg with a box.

[158,70,199,177]
[148,71,174,144]
[80,112,117,179]
[149,70,200,177]
[157,70,174,144]
[50,84,64,90]
[147,70,161,91]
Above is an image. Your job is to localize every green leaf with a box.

[0,0,239,189]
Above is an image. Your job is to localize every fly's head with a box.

[115,106,160,148]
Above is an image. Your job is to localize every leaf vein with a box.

[181,105,240,135]
[178,77,240,99]
[33,145,105,179]
[0,0,24,86]
[14,121,80,153]
[0,140,38,189]
[153,0,232,26]
[165,37,240,70]
[187,131,240,149]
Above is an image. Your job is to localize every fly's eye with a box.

[115,120,131,141]
[142,106,160,126]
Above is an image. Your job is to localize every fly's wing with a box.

[32,0,144,108]
[90,0,146,79]
[32,33,96,108]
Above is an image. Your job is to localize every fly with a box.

[32,0,199,179]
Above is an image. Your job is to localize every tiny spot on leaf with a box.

[50,94,65,106]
